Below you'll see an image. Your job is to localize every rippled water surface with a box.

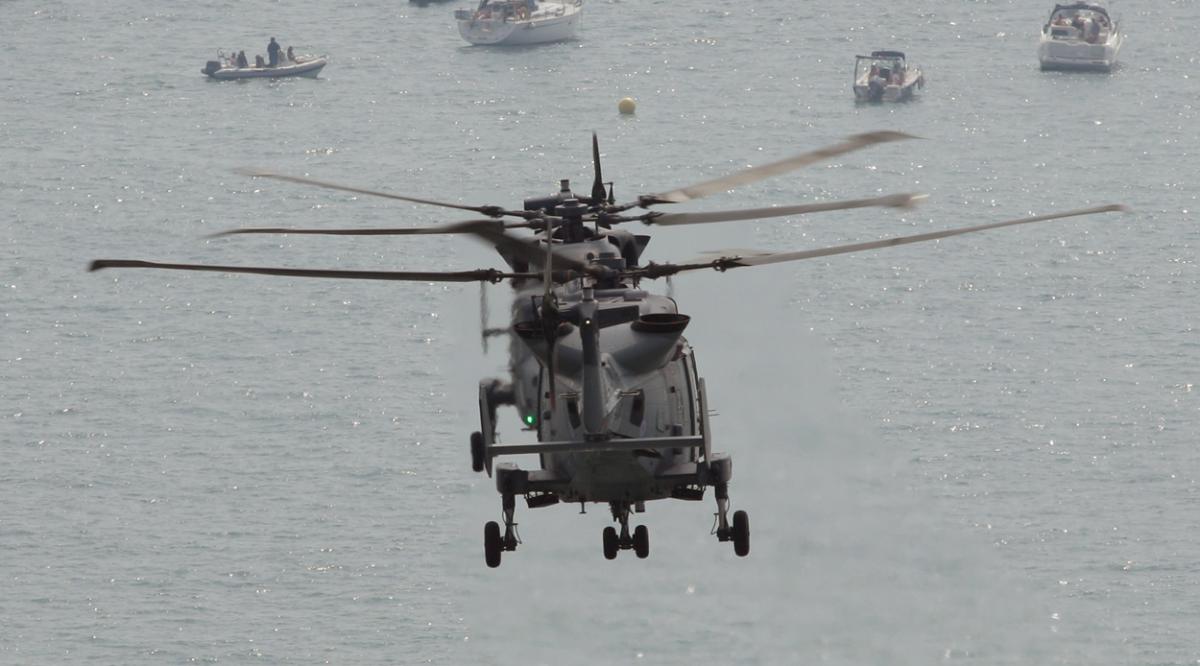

[3,0,1198,663]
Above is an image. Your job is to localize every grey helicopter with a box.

[90,131,1126,567]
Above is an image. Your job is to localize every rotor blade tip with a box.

[903,193,930,208]
[88,260,105,272]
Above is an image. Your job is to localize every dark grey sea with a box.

[3,0,1198,663]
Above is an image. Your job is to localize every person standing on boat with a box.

[267,37,281,67]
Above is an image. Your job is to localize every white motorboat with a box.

[202,55,327,80]
[454,0,581,46]
[853,51,925,103]
[1039,2,1122,71]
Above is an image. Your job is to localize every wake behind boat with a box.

[1039,2,1122,71]
[454,0,582,46]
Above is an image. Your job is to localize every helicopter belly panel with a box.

[529,351,701,502]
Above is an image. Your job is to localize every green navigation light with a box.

[524,414,536,425]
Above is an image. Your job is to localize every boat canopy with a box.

[870,50,906,60]
[1048,3,1110,21]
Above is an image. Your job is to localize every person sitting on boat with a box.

[255,54,266,68]
[286,46,295,62]
[237,50,249,68]
[267,37,281,67]
[1086,18,1101,43]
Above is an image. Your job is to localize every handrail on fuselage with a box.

[489,434,703,457]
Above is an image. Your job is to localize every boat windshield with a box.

[856,56,904,79]
[1046,6,1111,40]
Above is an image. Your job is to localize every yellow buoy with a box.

[618,97,636,115]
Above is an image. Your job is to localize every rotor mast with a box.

[577,286,605,438]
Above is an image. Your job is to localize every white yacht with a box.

[454,0,581,46]
[1039,2,1122,71]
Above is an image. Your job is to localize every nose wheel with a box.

[601,503,650,560]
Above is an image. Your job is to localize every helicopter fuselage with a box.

[511,282,705,503]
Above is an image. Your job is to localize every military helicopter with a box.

[90,132,1126,567]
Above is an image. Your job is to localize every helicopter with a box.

[90,131,1126,567]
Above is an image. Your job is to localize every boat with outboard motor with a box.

[1039,2,1122,71]
[202,53,328,80]
[454,0,581,46]
[853,51,925,103]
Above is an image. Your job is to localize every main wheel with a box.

[602,526,619,560]
[633,525,649,559]
[732,510,750,557]
[484,521,502,568]
[470,431,485,473]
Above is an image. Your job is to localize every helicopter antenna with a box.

[591,132,608,234]
[590,132,606,204]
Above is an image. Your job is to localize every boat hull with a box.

[1039,34,1121,71]
[205,57,328,80]
[456,2,580,45]
[853,71,924,103]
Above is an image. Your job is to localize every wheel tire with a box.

[470,431,485,473]
[633,525,649,559]
[602,526,619,560]
[484,521,502,568]
[732,510,750,557]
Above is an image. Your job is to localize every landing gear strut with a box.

[601,502,649,560]
[712,482,750,556]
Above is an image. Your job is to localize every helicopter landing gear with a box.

[732,510,750,557]
[602,502,649,560]
[483,493,520,568]
[602,526,618,560]
[470,431,485,473]
[633,525,649,558]
[484,521,502,567]
[712,482,750,557]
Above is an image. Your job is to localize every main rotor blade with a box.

[640,204,1129,278]
[207,219,531,238]
[644,193,925,226]
[639,131,916,205]
[241,170,531,219]
[89,259,526,283]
